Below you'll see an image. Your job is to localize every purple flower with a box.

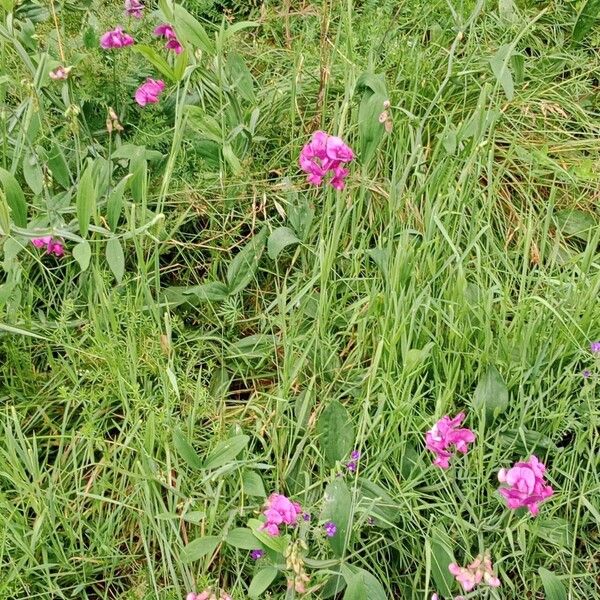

[299,131,354,190]
[590,341,600,354]
[425,412,476,469]
[302,512,311,522]
[350,450,360,460]
[100,26,134,49]
[346,460,357,473]
[250,549,265,560]
[260,493,302,536]
[135,78,165,107]
[583,369,591,379]
[124,0,144,18]
[32,236,64,257]
[154,23,183,54]
[323,521,337,537]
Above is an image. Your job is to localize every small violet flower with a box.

[299,131,354,190]
[425,412,476,469]
[49,66,72,81]
[323,521,337,537]
[346,449,361,472]
[590,341,600,354]
[497,455,553,516]
[261,493,302,536]
[448,553,501,592]
[100,26,134,49]
[583,369,591,379]
[135,78,165,107]
[124,0,144,18]
[32,236,64,257]
[250,549,265,560]
[302,512,311,522]
[154,23,183,54]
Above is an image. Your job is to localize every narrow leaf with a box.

[489,44,515,100]
[173,5,215,54]
[473,365,509,418]
[172,429,204,470]
[226,227,267,295]
[539,567,567,600]
[47,143,71,188]
[107,175,130,231]
[0,168,27,227]
[133,45,175,81]
[105,237,125,284]
[429,534,455,596]
[203,434,249,470]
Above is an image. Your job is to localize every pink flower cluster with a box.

[498,455,554,515]
[425,413,476,469]
[135,78,165,106]
[154,23,183,54]
[299,131,354,190]
[32,236,64,257]
[186,591,231,600]
[100,26,134,49]
[449,554,501,592]
[261,493,302,536]
[124,0,144,19]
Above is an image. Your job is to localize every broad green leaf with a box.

[107,175,130,231]
[72,240,91,272]
[539,567,567,600]
[342,567,387,600]
[267,227,300,260]
[0,168,27,227]
[489,44,515,100]
[173,5,215,54]
[47,143,71,189]
[226,528,264,550]
[22,152,43,195]
[321,572,346,598]
[133,45,175,81]
[172,429,203,470]
[248,567,278,599]
[321,478,352,557]
[203,434,249,469]
[287,196,314,241]
[76,166,96,236]
[180,536,220,563]
[554,209,597,241]
[222,143,242,175]
[105,237,125,284]
[241,470,266,497]
[226,52,255,102]
[573,0,600,42]
[316,400,354,466]
[356,72,388,165]
[473,365,508,419]
[182,511,205,524]
[226,227,267,295]
[194,281,229,301]
[428,534,455,597]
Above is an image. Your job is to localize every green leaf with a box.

[241,470,266,497]
[172,429,204,470]
[428,534,455,597]
[105,237,125,284]
[489,44,515,100]
[222,142,242,175]
[267,227,300,260]
[129,156,147,204]
[0,190,11,235]
[203,434,249,469]
[357,477,399,528]
[107,175,130,231]
[226,227,267,295]
[76,166,96,236]
[498,0,516,21]
[473,365,508,419]
[22,152,43,195]
[180,536,220,563]
[342,567,387,600]
[317,400,355,466]
[173,5,215,54]
[573,0,600,42]
[321,572,346,598]
[72,240,91,272]
[554,209,597,241]
[539,567,567,600]
[356,72,388,165]
[223,20,259,40]
[225,528,264,550]
[321,478,352,557]
[133,45,175,82]
[248,567,278,599]
[247,519,288,553]
[194,281,229,301]
[0,168,27,227]
[226,51,255,102]
[47,143,71,189]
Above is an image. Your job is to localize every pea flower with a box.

[299,131,354,190]
[154,23,183,54]
[100,26,134,49]
[124,0,144,18]
[261,493,302,536]
[497,455,553,516]
[250,549,265,560]
[49,66,72,81]
[186,591,231,600]
[32,236,64,257]
[323,521,337,537]
[425,412,476,469]
[135,78,165,107]
[448,553,501,592]
[346,449,360,473]
[590,341,600,354]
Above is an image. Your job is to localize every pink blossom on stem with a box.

[124,0,144,18]
[32,236,65,257]
[498,455,554,516]
[135,78,165,107]
[186,592,210,600]
[154,23,183,54]
[261,493,302,536]
[100,26,134,49]
[299,131,354,190]
[449,554,501,592]
[425,412,476,469]
[49,66,72,81]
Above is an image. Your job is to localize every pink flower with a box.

[261,493,302,536]
[186,593,209,600]
[425,412,476,469]
[100,26,134,49]
[49,66,72,81]
[449,554,501,592]
[154,23,183,54]
[135,78,165,107]
[32,236,64,257]
[498,455,554,516]
[124,0,144,18]
[299,131,354,190]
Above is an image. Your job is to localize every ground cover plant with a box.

[1,0,600,598]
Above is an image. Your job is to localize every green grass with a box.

[1,0,600,599]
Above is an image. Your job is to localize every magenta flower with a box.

[100,26,134,49]
[135,78,165,107]
[124,0,144,18]
[497,455,553,516]
[448,553,501,592]
[590,341,600,354]
[299,131,354,190]
[425,412,476,469]
[32,236,64,257]
[154,23,183,54]
[186,593,210,600]
[261,493,302,536]
[323,521,337,537]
